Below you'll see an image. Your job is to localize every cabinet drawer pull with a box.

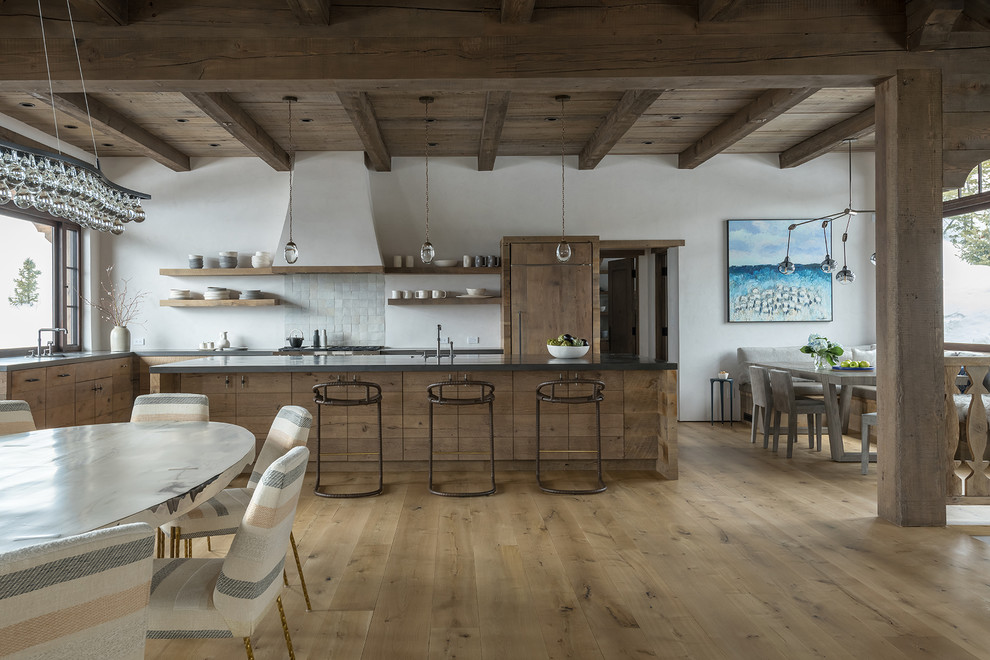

[25,378,40,382]
[241,376,246,388]
[57,373,71,378]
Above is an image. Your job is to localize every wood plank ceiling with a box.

[0,0,986,182]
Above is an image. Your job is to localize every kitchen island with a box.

[151,354,678,478]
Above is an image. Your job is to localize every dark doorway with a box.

[607,258,637,355]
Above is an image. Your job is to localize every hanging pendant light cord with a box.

[560,96,566,240]
[288,98,294,242]
[424,97,431,245]
[65,0,100,164]
[37,1,61,155]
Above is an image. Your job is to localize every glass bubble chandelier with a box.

[0,1,148,234]
[419,95,436,264]
[555,94,572,263]
[778,139,874,285]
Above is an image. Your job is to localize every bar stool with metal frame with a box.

[536,376,607,494]
[427,376,496,497]
[312,377,384,498]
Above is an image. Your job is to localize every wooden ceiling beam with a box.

[699,0,746,21]
[501,0,536,23]
[183,92,289,171]
[579,89,664,170]
[0,126,52,152]
[907,0,965,50]
[678,87,819,169]
[337,92,391,172]
[962,0,990,30]
[285,0,330,25]
[778,106,875,169]
[30,92,191,171]
[74,0,128,25]
[478,91,510,171]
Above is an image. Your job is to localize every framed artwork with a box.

[726,219,833,323]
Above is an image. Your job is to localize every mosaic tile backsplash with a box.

[283,274,386,346]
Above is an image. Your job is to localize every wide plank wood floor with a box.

[146,422,990,659]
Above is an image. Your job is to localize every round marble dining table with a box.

[0,421,255,553]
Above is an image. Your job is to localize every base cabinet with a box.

[1,357,134,429]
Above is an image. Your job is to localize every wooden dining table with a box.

[0,421,254,553]
[756,361,877,463]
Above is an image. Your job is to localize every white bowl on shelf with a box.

[466,287,486,296]
[433,259,458,267]
[547,344,590,358]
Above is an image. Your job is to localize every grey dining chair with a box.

[0,399,36,435]
[130,393,210,422]
[747,366,775,447]
[768,369,825,458]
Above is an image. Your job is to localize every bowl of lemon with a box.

[547,334,590,358]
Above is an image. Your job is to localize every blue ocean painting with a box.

[727,220,832,322]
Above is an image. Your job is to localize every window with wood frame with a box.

[943,159,990,351]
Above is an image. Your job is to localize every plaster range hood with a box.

[275,151,384,268]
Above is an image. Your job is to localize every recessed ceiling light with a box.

[300,118,313,123]
[209,143,220,147]
[428,142,439,148]
[545,117,558,122]
[101,143,113,147]
[19,102,35,108]
[64,124,78,129]
[642,141,653,145]
[176,118,189,123]
[670,115,682,120]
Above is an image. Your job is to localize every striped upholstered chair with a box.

[146,446,309,659]
[163,406,313,609]
[0,522,155,659]
[0,400,36,435]
[130,393,210,422]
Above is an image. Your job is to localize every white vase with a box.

[217,331,230,350]
[110,325,130,352]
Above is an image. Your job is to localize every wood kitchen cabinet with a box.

[501,236,600,356]
[0,356,134,429]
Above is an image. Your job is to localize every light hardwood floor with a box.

[146,422,990,659]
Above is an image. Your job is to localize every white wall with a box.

[101,151,877,420]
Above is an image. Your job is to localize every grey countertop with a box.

[151,354,676,373]
[0,349,272,371]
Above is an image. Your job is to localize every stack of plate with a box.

[251,251,273,268]
[188,254,203,269]
[205,286,230,300]
[241,289,263,300]
[219,251,238,268]
[168,288,192,300]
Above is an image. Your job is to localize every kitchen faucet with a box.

[436,324,442,364]
[31,328,66,357]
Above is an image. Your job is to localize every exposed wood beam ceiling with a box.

[183,92,290,171]
[0,125,50,152]
[285,0,331,25]
[698,0,746,22]
[31,92,191,172]
[337,92,392,172]
[907,0,965,50]
[501,0,535,23]
[478,91,511,171]
[0,1,984,181]
[779,107,876,169]
[579,90,665,170]
[678,88,819,169]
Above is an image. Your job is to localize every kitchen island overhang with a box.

[151,354,678,479]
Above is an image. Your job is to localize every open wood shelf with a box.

[160,268,274,276]
[383,267,500,275]
[159,299,279,307]
[271,266,384,274]
[388,297,501,306]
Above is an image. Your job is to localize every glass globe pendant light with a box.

[778,225,796,274]
[555,95,572,262]
[419,96,436,264]
[282,96,299,264]
[819,221,837,273]
[834,215,855,285]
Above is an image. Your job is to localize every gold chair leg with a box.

[184,537,192,558]
[276,595,296,660]
[169,527,179,559]
[156,529,165,559]
[283,569,289,586]
[289,532,312,611]
[207,536,212,551]
[243,637,255,660]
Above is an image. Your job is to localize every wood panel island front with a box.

[151,354,678,479]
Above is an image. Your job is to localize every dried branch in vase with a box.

[80,266,148,327]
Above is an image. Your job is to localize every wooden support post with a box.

[875,69,946,526]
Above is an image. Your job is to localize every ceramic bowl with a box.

[547,344,590,358]
[466,288,486,296]
[433,259,458,267]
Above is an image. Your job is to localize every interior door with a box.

[607,258,637,354]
